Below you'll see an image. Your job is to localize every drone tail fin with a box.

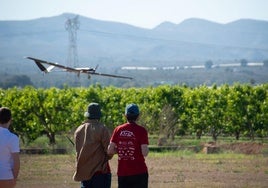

[34,61,48,73]
[46,65,55,72]
[33,60,55,73]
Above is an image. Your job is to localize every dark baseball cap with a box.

[125,103,139,116]
[84,103,101,119]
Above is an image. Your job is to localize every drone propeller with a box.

[94,64,99,72]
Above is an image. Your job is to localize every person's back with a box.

[108,104,149,188]
[73,120,111,181]
[73,103,112,188]
[112,122,148,176]
[0,107,20,188]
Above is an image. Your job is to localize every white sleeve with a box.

[10,134,20,153]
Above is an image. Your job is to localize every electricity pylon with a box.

[65,15,79,68]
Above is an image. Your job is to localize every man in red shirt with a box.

[108,103,149,188]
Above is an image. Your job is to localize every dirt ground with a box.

[16,143,268,188]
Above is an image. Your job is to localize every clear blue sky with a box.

[1,0,268,28]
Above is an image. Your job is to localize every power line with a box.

[79,28,268,52]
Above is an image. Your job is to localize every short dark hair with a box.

[0,107,12,124]
[126,114,139,122]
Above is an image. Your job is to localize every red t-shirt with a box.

[110,122,149,176]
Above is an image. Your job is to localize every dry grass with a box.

[16,151,268,188]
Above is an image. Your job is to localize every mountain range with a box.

[1,13,268,70]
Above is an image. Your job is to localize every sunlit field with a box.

[16,150,268,188]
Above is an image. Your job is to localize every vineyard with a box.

[0,83,267,145]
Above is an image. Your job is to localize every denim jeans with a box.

[81,173,111,188]
[118,172,148,188]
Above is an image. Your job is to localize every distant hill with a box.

[0,13,268,71]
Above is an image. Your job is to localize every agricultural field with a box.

[1,84,266,187]
[16,142,268,188]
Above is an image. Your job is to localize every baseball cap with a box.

[84,103,101,119]
[125,103,139,116]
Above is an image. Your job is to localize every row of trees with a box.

[205,59,268,69]
[1,60,268,89]
[0,75,33,89]
[0,84,267,145]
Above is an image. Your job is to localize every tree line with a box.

[0,84,267,145]
[1,59,268,89]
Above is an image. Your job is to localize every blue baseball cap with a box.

[125,103,139,116]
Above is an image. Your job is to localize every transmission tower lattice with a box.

[65,16,80,68]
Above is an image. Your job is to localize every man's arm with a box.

[12,152,20,179]
[141,144,149,157]
[107,142,117,155]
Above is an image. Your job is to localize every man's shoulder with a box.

[115,123,146,132]
[136,124,147,132]
[1,128,19,138]
[75,121,108,133]
[74,123,86,133]
[115,123,129,129]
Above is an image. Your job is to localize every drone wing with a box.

[26,57,78,73]
[91,72,133,80]
[26,56,133,80]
